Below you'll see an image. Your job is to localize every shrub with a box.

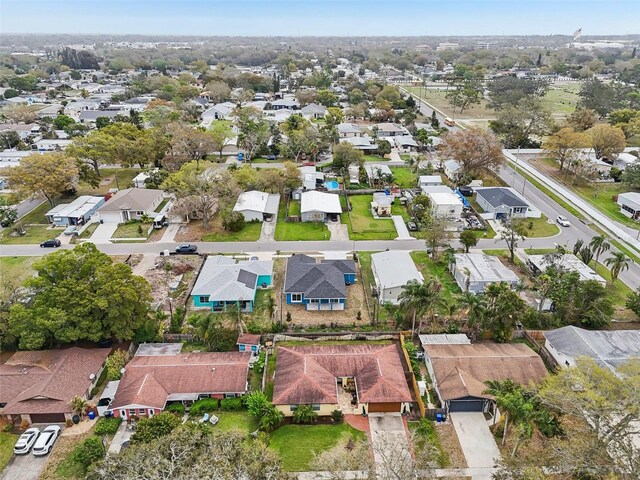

[222,210,245,232]
[165,403,185,415]
[293,405,318,424]
[259,405,284,432]
[72,436,105,470]
[189,398,219,416]
[245,391,270,418]
[220,397,243,411]
[93,416,122,436]
[131,412,181,444]
[2,423,13,433]
[105,350,128,381]
[330,409,344,424]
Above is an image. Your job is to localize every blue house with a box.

[284,254,356,311]
[191,256,273,313]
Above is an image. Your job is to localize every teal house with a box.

[191,256,273,313]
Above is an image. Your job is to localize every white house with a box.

[132,169,159,188]
[427,191,464,218]
[95,188,166,223]
[337,123,363,138]
[617,192,640,221]
[300,191,342,222]
[232,190,280,222]
[443,160,462,181]
[300,166,324,191]
[201,102,235,127]
[526,254,606,285]
[371,251,423,305]
[613,152,638,170]
[45,196,105,226]
[418,175,442,188]
[301,103,327,119]
[451,254,519,294]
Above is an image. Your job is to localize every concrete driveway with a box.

[90,222,119,243]
[450,412,501,479]
[259,219,276,241]
[327,222,349,241]
[368,413,412,479]
[1,452,48,480]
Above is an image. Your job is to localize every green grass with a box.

[390,167,414,188]
[76,168,140,196]
[391,202,411,221]
[410,251,462,308]
[275,221,330,241]
[593,262,633,308]
[55,453,86,479]
[0,433,17,472]
[524,248,556,255]
[214,411,258,434]
[202,222,262,242]
[112,222,150,239]
[363,155,388,162]
[572,182,640,230]
[0,256,35,281]
[270,424,366,472]
[344,195,396,240]
[288,200,301,216]
[78,223,99,239]
[520,215,560,238]
[154,198,169,213]
[0,224,56,245]
[540,83,581,116]
[20,201,51,224]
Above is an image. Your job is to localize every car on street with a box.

[32,425,61,456]
[175,244,197,253]
[556,215,571,227]
[13,428,40,455]
[40,239,61,248]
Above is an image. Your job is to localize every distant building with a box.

[450,254,519,294]
[617,192,640,221]
[526,253,606,285]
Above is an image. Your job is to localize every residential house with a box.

[426,191,464,218]
[301,103,327,119]
[300,165,325,191]
[191,256,273,313]
[78,110,128,125]
[300,191,342,222]
[284,254,356,311]
[363,163,393,185]
[418,175,442,188]
[33,139,72,151]
[0,123,40,141]
[371,192,392,217]
[616,192,640,221]
[613,152,638,170]
[233,190,280,222]
[371,251,423,304]
[236,334,261,355]
[272,344,413,416]
[107,345,250,420]
[0,348,110,424]
[526,253,606,285]
[337,123,364,138]
[270,98,299,110]
[132,169,159,189]
[443,160,462,181]
[475,187,530,219]
[200,102,235,127]
[543,326,640,371]
[450,254,519,294]
[419,334,470,347]
[45,196,105,226]
[423,343,547,413]
[95,188,166,223]
[374,123,408,137]
[339,136,377,152]
[393,136,419,152]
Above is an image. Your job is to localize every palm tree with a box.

[261,293,276,328]
[398,279,431,337]
[483,379,519,446]
[421,278,443,334]
[589,235,610,268]
[459,292,485,341]
[71,396,89,420]
[605,252,630,283]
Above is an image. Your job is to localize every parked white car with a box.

[13,428,40,455]
[556,215,571,227]
[32,425,61,456]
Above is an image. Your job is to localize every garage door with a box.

[368,402,401,413]
[448,400,484,413]
[30,412,66,424]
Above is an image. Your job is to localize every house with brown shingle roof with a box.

[272,344,413,417]
[0,347,110,424]
[423,342,547,414]
[107,346,251,420]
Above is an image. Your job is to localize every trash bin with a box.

[88,411,96,420]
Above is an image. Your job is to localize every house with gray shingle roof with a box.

[284,254,356,311]
[191,256,273,313]
[475,187,531,219]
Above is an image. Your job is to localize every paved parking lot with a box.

[1,453,48,480]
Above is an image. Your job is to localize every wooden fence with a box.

[399,331,426,418]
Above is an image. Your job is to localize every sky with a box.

[2,0,639,37]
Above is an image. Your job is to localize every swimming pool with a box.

[324,180,339,190]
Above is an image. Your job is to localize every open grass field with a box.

[390,167,415,188]
[0,224,55,245]
[270,424,366,472]
[343,195,396,240]
[405,87,495,120]
[540,83,581,116]
[200,215,262,242]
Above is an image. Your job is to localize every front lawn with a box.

[0,256,35,282]
[0,224,57,245]
[270,424,366,472]
[112,221,151,239]
[214,411,258,434]
[363,155,388,162]
[275,221,330,241]
[288,200,301,216]
[20,201,51,224]
[390,167,415,188]
[520,215,560,238]
[202,222,262,242]
[0,433,17,472]
[343,195,396,240]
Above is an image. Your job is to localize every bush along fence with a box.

[399,331,426,418]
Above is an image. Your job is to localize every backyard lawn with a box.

[202,221,262,242]
[270,424,366,472]
[214,411,258,434]
[0,433,17,472]
[343,195,396,240]
[390,167,415,188]
[410,251,462,308]
[76,168,140,196]
[275,221,330,241]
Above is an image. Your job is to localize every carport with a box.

[29,412,66,424]
[448,397,490,413]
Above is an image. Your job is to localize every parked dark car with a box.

[175,244,197,253]
[406,221,418,231]
[459,186,474,197]
[266,155,277,161]
[40,239,61,248]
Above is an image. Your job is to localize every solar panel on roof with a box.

[237,269,257,289]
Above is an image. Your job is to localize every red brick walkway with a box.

[344,414,371,440]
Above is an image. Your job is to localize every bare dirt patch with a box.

[143,255,204,312]
[436,421,468,469]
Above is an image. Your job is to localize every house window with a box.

[128,409,136,417]
[290,405,298,412]
[312,404,321,411]
[330,299,339,303]
[198,296,210,304]
[138,409,146,415]
[224,393,237,399]
[310,299,319,304]
[291,293,302,302]
[136,211,144,215]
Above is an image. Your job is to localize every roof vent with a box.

[211,367,216,373]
